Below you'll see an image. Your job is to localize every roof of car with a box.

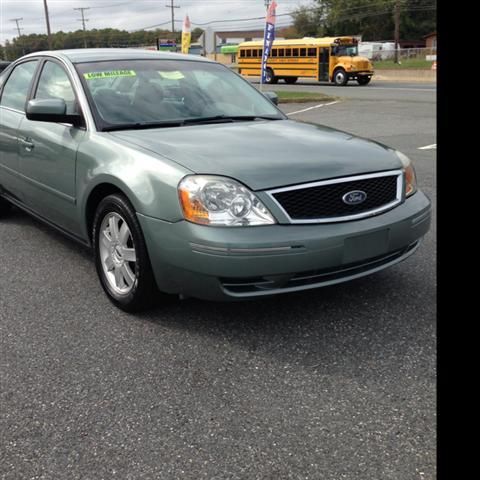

[21,48,213,64]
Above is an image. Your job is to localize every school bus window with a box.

[252,50,257,58]
[308,48,316,57]
[286,48,292,56]
[246,50,252,57]
[293,48,299,56]
[279,48,285,56]
[300,48,306,56]
[240,50,245,58]
[272,49,277,57]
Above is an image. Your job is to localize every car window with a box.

[76,60,283,128]
[35,61,77,114]
[0,60,38,112]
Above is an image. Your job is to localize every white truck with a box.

[358,42,395,61]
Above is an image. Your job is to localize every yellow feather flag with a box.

[181,15,191,54]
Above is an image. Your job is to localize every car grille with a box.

[270,171,402,223]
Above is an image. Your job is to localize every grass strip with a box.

[275,91,338,104]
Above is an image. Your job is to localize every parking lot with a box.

[0,81,436,479]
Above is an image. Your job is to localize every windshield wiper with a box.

[103,120,184,132]
[103,115,283,131]
[182,115,283,125]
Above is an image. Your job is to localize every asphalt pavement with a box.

[0,82,436,479]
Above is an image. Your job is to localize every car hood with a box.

[109,120,402,191]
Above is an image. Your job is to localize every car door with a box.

[0,59,39,200]
[17,59,86,233]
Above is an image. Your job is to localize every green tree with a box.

[291,0,436,41]
[192,27,204,42]
[291,3,328,37]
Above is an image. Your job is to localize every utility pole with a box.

[10,17,23,37]
[74,7,90,48]
[43,0,53,50]
[394,0,401,64]
[165,0,180,33]
[10,17,25,55]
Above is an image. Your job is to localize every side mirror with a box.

[263,91,278,106]
[26,98,83,126]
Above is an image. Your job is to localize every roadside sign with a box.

[204,27,216,55]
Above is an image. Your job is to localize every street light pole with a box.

[43,0,53,50]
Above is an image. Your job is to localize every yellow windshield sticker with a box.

[84,70,136,80]
[158,71,184,80]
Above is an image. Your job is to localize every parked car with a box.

[0,49,431,311]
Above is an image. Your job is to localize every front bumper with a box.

[349,71,374,78]
[138,191,431,301]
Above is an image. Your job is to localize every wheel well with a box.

[331,67,346,82]
[85,183,124,242]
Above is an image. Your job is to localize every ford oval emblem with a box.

[342,190,367,205]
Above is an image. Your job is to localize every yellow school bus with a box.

[238,36,374,86]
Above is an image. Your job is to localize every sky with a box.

[0,0,309,44]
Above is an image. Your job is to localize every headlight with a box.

[395,150,418,197]
[178,175,276,226]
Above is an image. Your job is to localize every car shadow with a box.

[2,206,435,375]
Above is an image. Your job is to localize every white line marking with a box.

[287,100,340,116]
[370,86,436,92]
[418,143,436,150]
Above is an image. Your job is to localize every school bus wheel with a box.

[357,75,371,86]
[265,68,277,84]
[333,68,348,86]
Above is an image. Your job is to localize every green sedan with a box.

[0,49,431,311]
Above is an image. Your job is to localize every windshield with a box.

[332,45,358,57]
[75,59,284,130]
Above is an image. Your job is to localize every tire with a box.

[357,76,371,86]
[93,193,158,312]
[333,68,348,86]
[284,77,298,84]
[265,68,277,84]
[0,196,11,217]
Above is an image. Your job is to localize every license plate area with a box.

[343,229,390,264]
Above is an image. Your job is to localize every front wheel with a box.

[333,69,348,86]
[93,194,158,312]
[284,77,298,84]
[357,76,371,86]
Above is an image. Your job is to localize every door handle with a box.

[19,137,35,151]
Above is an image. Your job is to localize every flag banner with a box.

[181,15,191,54]
[261,1,278,84]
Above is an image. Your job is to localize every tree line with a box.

[291,0,436,41]
[0,27,204,61]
